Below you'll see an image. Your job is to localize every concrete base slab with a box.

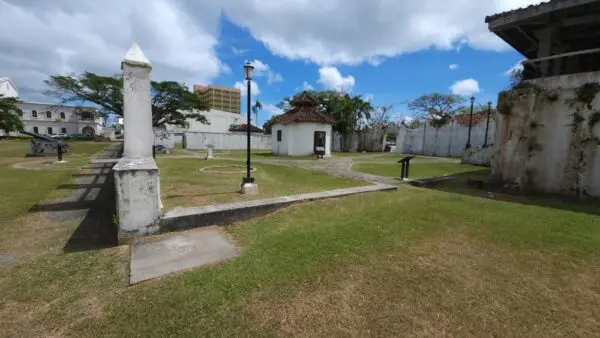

[240,182,258,195]
[130,226,238,284]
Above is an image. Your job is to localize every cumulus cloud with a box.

[450,78,480,96]
[231,47,249,56]
[0,0,225,101]
[318,67,355,92]
[247,59,283,84]
[449,64,459,70]
[1,0,542,101]
[218,0,543,65]
[262,103,283,117]
[234,80,260,96]
[302,81,314,91]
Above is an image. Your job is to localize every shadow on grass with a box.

[413,170,600,217]
[29,144,122,253]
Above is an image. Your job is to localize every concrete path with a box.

[130,226,238,284]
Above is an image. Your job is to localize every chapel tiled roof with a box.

[452,111,495,126]
[273,91,336,125]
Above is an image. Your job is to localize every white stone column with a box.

[113,43,161,242]
[122,43,153,158]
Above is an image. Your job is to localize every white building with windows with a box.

[16,102,103,136]
[0,77,103,136]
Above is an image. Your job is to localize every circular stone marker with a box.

[199,166,257,174]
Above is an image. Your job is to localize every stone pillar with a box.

[395,126,407,153]
[113,43,161,242]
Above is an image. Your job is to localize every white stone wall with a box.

[167,109,245,133]
[396,118,496,157]
[271,124,289,155]
[492,83,600,197]
[184,131,271,150]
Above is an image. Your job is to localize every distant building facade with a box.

[17,102,103,136]
[193,84,241,114]
[0,77,104,136]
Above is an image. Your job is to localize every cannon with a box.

[21,131,70,161]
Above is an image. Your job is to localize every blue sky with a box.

[212,18,523,126]
[0,0,536,126]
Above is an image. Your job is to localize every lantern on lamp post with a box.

[241,61,258,194]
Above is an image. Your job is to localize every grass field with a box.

[0,140,109,226]
[353,161,488,179]
[2,141,600,337]
[157,158,364,208]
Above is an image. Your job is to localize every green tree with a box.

[44,72,209,128]
[262,114,280,134]
[252,99,262,125]
[407,93,465,128]
[0,95,24,133]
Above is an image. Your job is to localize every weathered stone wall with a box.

[396,118,496,158]
[183,131,271,150]
[492,82,600,197]
[462,146,493,166]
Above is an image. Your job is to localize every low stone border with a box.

[13,160,77,171]
[199,166,257,174]
[161,184,397,232]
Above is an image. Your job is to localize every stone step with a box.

[161,184,397,232]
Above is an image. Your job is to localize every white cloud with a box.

[364,93,374,102]
[449,64,459,70]
[219,0,543,65]
[318,66,355,92]
[267,72,283,84]
[0,0,226,101]
[247,59,283,84]
[505,60,525,75]
[234,80,260,96]
[450,78,480,96]
[262,103,283,117]
[221,63,232,75]
[1,0,542,101]
[302,81,314,91]
[231,46,249,56]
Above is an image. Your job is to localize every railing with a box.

[522,48,600,80]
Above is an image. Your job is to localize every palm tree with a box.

[252,99,262,125]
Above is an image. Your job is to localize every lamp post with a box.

[241,61,258,194]
[465,96,475,149]
[483,101,492,147]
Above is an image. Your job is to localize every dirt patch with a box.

[246,231,600,337]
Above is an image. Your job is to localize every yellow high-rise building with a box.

[193,84,241,114]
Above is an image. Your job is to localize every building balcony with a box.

[522,48,600,81]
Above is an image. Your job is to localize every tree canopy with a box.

[407,93,465,128]
[0,95,24,133]
[262,114,280,134]
[44,72,210,128]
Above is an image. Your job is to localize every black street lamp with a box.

[483,101,492,147]
[241,61,257,193]
[465,96,475,149]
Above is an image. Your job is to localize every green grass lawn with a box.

[0,140,109,226]
[2,142,600,336]
[353,161,487,179]
[157,158,364,209]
